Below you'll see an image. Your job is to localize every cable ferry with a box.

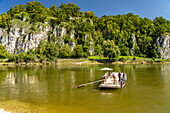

[99,68,127,89]
[74,68,127,89]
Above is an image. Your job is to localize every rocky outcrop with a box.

[157,34,170,59]
[0,20,51,54]
[50,26,65,45]
[68,30,75,52]
[0,20,70,54]
[85,33,94,55]
[130,33,136,56]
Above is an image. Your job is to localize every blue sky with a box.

[0,0,170,20]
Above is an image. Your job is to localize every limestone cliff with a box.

[130,33,136,56]
[0,19,75,54]
[85,33,94,56]
[157,34,170,59]
[68,30,75,52]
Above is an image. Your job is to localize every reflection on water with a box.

[0,64,170,113]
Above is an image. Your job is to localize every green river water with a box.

[0,64,170,113]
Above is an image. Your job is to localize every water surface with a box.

[0,64,170,113]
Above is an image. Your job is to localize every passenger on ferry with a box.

[123,73,125,80]
[112,73,116,83]
[118,71,121,81]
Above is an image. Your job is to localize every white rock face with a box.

[23,16,26,22]
[0,21,68,54]
[0,23,50,54]
[85,33,94,55]
[157,34,170,59]
[130,33,136,56]
[50,26,66,45]
[68,30,75,52]
[0,20,95,55]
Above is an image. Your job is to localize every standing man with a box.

[118,71,121,81]
[123,73,125,80]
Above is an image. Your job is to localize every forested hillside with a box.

[0,1,169,62]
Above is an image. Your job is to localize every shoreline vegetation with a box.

[0,56,170,66]
[0,1,169,65]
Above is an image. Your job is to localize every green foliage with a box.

[8,50,35,63]
[71,45,84,58]
[1,1,170,60]
[88,55,106,59]
[26,1,48,22]
[85,11,95,19]
[150,49,158,58]
[59,44,71,58]
[0,12,8,28]
[59,3,80,17]
[32,25,37,31]
[7,55,17,62]
[158,52,162,58]
[24,50,35,62]
[0,44,9,59]
[119,44,129,56]
[45,43,59,60]
[35,41,59,60]
[119,57,126,62]
[94,44,103,56]
[64,34,70,44]
[103,40,120,58]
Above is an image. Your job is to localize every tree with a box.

[59,44,71,58]
[153,16,169,36]
[49,5,58,17]
[0,12,8,28]
[18,52,25,62]
[59,3,80,17]
[137,36,152,56]
[1,2,170,60]
[85,11,95,19]
[7,4,26,19]
[35,41,46,58]
[24,50,35,62]
[0,44,9,59]
[45,43,59,60]
[14,4,26,13]
[119,45,129,56]
[68,3,80,16]
[150,49,158,58]
[71,45,84,58]
[26,1,48,22]
[94,44,103,56]
[103,40,120,59]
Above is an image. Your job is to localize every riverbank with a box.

[0,58,170,66]
[57,58,170,65]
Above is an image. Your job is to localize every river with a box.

[0,64,170,113]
